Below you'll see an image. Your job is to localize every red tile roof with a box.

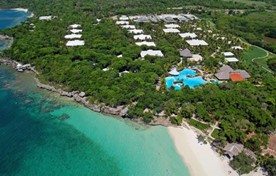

[230,72,244,82]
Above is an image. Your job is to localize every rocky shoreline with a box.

[0,57,129,117]
[0,57,173,126]
[36,78,129,116]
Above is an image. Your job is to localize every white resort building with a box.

[140,50,164,58]
[70,29,83,34]
[186,39,208,46]
[116,21,129,25]
[134,34,152,40]
[163,28,180,33]
[66,40,85,47]
[121,25,136,29]
[225,57,239,63]
[128,29,144,34]
[119,15,129,21]
[187,54,203,62]
[135,41,156,47]
[164,24,180,28]
[69,24,81,29]
[179,32,197,39]
[64,34,82,39]
[39,16,55,20]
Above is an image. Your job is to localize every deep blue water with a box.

[0,10,31,30]
[0,67,121,175]
[0,10,190,175]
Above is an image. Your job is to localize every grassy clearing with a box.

[187,118,210,131]
[222,0,267,7]
[242,46,267,62]
[241,45,274,72]
[211,129,220,139]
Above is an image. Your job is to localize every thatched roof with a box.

[224,143,244,157]
[179,49,192,58]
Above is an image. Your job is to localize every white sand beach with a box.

[168,126,238,176]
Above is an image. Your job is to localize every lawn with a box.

[187,118,210,131]
[241,45,267,62]
[241,45,274,72]
[222,0,268,7]
[211,129,220,139]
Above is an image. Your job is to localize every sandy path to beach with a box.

[168,126,238,176]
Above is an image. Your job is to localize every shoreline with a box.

[167,126,238,176]
[0,8,33,18]
[0,8,28,12]
[0,57,239,176]
[0,57,172,127]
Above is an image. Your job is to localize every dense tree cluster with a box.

[0,0,275,172]
[213,12,276,53]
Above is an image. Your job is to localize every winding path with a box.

[251,46,274,74]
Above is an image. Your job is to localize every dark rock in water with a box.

[59,113,70,120]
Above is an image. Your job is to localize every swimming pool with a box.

[165,69,205,90]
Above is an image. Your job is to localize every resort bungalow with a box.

[215,65,251,81]
[39,16,55,20]
[147,15,158,22]
[234,70,251,79]
[223,52,234,57]
[64,34,82,39]
[187,54,203,62]
[163,17,176,23]
[184,14,198,20]
[215,65,234,80]
[140,50,164,58]
[128,29,144,34]
[163,28,180,33]
[116,21,129,25]
[224,143,244,160]
[69,24,81,29]
[179,49,192,58]
[225,57,239,63]
[178,16,188,22]
[121,25,135,29]
[134,34,152,40]
[168,68,179,76]
[231,46,243,50]
[186,39,208,46]
[119,15,129,21]
[135,41,156,47]
[70,29,82,34]
[179,32,197,39]
[165,24,180,28]
[134,17,149,23]
[66,40,85,47]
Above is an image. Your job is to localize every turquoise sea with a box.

[0,10,190,176]
[0,9,31,51]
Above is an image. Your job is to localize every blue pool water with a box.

[166,69,206,89]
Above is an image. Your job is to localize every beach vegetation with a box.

[187,119,210,131]
[263,157,276,176]
[230,152,256,174]
[0,0,275,168]
[267,57,276,71]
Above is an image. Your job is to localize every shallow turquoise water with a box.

[0,66,190,175]
[0,10,190,175]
